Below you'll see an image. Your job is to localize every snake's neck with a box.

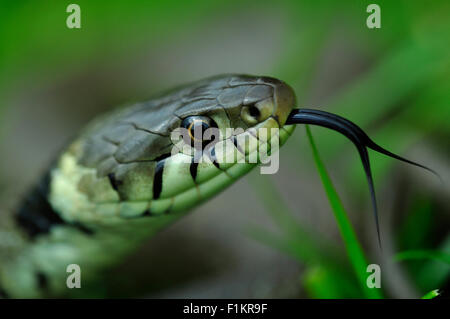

[0,169,180,298]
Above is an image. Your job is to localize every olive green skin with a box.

[0,74,296,298]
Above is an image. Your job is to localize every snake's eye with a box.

[181,116,218,148]
[241,99,274,125]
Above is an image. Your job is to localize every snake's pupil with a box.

[248,105,260,119]
[190,121,209,141]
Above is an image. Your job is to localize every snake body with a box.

[0,74,296,297]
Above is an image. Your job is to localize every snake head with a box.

[50,75,297,222]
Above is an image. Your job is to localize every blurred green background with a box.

[0,0,448,298]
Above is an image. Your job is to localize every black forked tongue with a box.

[286,108,440,248]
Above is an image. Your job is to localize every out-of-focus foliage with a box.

[421,289,440,299]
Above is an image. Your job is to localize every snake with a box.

[0,74,437,298]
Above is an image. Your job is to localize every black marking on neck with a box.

[232,135,245,155]
[15,169,95,239]
[153,160,166,200]
[151,153,172,200]
[208,146,221,169]
[190,153,200,182]
[190,161,199,182]
[108,172,126,201]
[107,173,122,191]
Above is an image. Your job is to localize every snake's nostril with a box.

[241,99,273,126]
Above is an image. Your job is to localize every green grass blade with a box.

[305,125,383,299]
[421,289,440,299]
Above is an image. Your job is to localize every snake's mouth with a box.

[286,108,440,247]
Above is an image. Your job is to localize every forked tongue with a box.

[286,108,441,248]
